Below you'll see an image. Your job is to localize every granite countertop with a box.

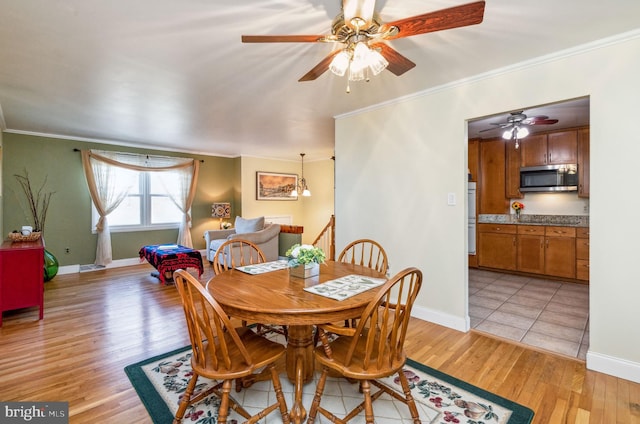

[478,214,589,227]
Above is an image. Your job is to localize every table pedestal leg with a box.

[286,324,314,424]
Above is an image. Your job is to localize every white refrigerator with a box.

[468,182,477,255]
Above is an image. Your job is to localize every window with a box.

[91,168,184,232]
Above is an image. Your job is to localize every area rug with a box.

[125,345,533,424]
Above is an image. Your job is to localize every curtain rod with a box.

[73,148,204,163]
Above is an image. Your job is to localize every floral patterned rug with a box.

[125,345,533,424]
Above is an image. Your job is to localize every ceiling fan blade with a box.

[527,119,559,125]
[479,123,511,132]
[381,1,485,40]
[298,50,342,82]
[375,44,416,76]
[524,115,549,121]
[242,35,327,43]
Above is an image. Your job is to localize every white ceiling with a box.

[0,1,638,161]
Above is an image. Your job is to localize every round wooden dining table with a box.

[206,261,386,424]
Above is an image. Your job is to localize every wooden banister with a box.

[313,215,335,261]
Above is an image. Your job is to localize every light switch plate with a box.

[447,193,456,205]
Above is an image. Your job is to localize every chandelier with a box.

[291,153,311,197]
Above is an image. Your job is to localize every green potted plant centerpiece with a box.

[286,243,326,279]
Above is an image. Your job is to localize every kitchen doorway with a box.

[466,97,590,359]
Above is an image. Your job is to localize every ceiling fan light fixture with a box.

[367,47,388,75]
[352,41,369,62]
[329,50,350,76]
[516,126,529,139]
[348,62,366,81]
[502,129,513,140]
[331,41,388,83]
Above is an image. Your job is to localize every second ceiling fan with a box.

[481,110,560,148]
[242,0,486,85]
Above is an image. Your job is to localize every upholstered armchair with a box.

[204,216,281,263]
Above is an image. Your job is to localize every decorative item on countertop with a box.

[221,221,232,230]
[14,170,58,281]
[512,201,525,220]
[286,243,325,279]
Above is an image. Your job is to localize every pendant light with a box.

[291,153,311,197]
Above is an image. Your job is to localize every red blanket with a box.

[139,244,203,284]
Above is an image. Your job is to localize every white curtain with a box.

[81,150,200,266]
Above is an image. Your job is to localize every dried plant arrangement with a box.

[14,170,55,234]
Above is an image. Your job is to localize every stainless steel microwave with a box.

[520,164,578,192]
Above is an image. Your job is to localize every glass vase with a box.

[44,249,59,282]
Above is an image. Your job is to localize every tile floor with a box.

[468,269,589,360]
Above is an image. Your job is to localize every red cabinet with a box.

[0,239,44,326]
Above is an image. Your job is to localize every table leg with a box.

[286,325,314,424]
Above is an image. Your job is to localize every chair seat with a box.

[313,331,406,380]
[195,327,286,380]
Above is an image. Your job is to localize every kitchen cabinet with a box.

[520,131,577,167]
[519,134,548,167]
[479,138,508,214]
[505,139,523,199]
[544,226,576,278]
[0,239,45,326]
[576,227,590,281]
[478,223,585,281]
[578,128,590,198]
[517,225,577,278]
[468,138,480,182]
[478,223,517,270]
[516,225,545,274]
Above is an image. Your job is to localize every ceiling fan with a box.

[480,110,559,148]
[241,0,486,86]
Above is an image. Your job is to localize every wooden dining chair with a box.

[172,270,290,424]
[211,238,288,342]
[336,238,390,329]
[307,267,423,424]
[212,238,267,275]
[338,239,389,275]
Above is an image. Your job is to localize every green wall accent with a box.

[1,133,239,266]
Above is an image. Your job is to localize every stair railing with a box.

[312,215,335,261]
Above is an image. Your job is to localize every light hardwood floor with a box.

[0,263,638,423]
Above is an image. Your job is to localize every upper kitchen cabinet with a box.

[479,138,509,214]
[578,128,590,198]
[520,130,578,167]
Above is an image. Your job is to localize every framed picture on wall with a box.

[256,171,298,200]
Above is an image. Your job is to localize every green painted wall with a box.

[1,132,239,266]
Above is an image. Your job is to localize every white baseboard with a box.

[411,305,468,333]
[586,350,640,384]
